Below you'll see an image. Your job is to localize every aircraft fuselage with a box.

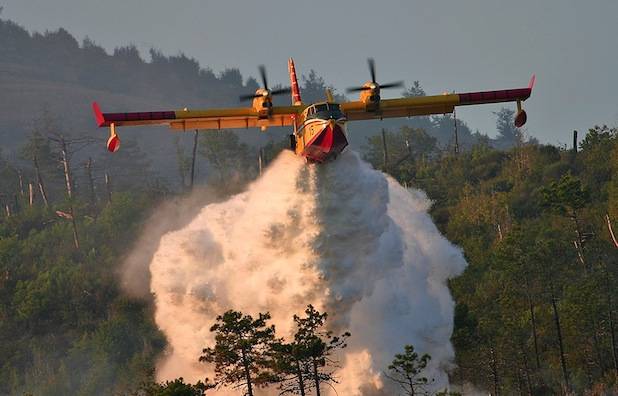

[293,102,348,163]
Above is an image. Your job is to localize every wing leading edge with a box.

[92,102,303,130]
[341,75,535,122]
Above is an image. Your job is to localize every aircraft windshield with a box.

[305,103,344,120]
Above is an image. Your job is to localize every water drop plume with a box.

[143,150,466,394]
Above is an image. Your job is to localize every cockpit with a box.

[305,102,344,120]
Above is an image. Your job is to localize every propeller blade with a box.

[368,58,376,84]
[346,86,372,93]
[380,81,405,90]
[270,87,292,96]
[239,93,261,102]
[258,65,269,92]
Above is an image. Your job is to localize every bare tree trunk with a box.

[571,212,586,268]
[604,266,618,379]
[490,346,499,396]
[5,203,10,217]
[523,270,541,371]
[17,171,24,197]
[529,298,541,370]
[33,155,49,207]
[241,348,254,396]
[408,375,416,396]
[296,359,306,396]
[85,158,96,207]
[190,130,198,189]
[57,136,79,250]
[312,357,321,396]
[104,172,112,204]
[28,183,34,207]
[381,129,388,171]
[550,289,570,393]
[607,214,618,248]
[70,205,80,250]
[59,136,73,199]
[453,108,460,154]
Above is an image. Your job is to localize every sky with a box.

[3,0,618,143]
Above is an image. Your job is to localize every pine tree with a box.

[291,305,350,396]
[385,344,432,396]
[493,108,521,150]
[199,310,277,396]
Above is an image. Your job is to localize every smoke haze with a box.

[138,150,467,394]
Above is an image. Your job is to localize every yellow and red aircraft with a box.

[92,58,535,163]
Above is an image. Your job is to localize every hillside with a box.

[4,15,615,396]
[0,16,520,188]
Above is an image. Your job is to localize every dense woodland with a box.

[1,14,618,396]
[363,123,618,395]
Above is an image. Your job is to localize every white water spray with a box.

[147,150,467,395]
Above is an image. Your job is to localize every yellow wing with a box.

[92,102,304,131]
[341,77,535,122]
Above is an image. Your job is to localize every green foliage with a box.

[198,130,256,192]
[385,344,432,396]
[578,125,617,200]
[1,14,617,394]
[363,126,438,174]
[273,305,349,395]
[128,377,215,396]
[196,306,350,396]
[542,173,589,216]
[0,187,165,396]
[362,124,618,394]
[199,310,278,395]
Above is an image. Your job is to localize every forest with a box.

[1,13,618,396]
[363,122,618,395]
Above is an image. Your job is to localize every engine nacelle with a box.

[107,123,120,152]
[514,100,528,128]
[514,109,528,128]
[358,83,381,112]
[251,88,273,119]
[358,83,380,103]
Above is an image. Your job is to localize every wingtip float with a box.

[92,60,535,162]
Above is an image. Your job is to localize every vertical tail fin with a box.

[288,58,302,105]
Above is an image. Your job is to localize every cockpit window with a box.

[304,103,344,120]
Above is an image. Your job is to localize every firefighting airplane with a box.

[92,58,535,163]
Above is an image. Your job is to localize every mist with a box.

[127,150,467,394]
